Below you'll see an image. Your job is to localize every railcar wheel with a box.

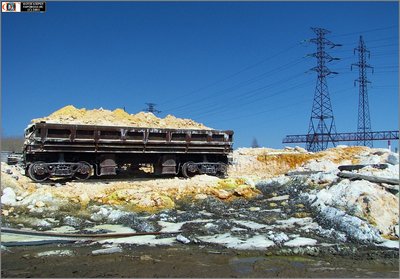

[182,161,197,178]
[28,162,50,182]
[74,161,92,180]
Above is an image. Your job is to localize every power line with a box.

[188,72,309,116]
[330,25,397,38]
[164,57,305,114]
[158,44,299,106]
[180,41,398,119]
[212,87,354,126]
[192,78,314,119]
[335,42,398,53]
[175,70,307,116]
[161,27,396,113]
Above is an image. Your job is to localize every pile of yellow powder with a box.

[32,105,212,130]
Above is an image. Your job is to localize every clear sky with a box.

[1,1,398,149]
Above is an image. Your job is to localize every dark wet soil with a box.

[1,244,399,278]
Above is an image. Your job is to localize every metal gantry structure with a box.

[282,28,399,150]
[351,35,374,147]
[283,130,399,145]
[144,103,161,114]
[305,27,341,152]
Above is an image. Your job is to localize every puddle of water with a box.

[229,256,260,275]
[290,261,305,268]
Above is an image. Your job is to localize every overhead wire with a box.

[212,87,354,125]
[330,25,397,38]
[158,43,300,107]
[177,50,395,119]
[186,73,310,117]
[157,25,397,128]
[161,27,396,110]
[175,70,307,116]
[165,57,306,114]
[333,42,398,55]
[192,78,314,119]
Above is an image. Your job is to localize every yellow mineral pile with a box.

[31,105,211,130]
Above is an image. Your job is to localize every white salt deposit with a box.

[354,164,399,179]
[176,234,190,244]
[231,227,247,232]
[198,233,275,250]
[85,224,135,233]
[231,220,273,230]
[267,231,289,244]
[386,153,399,165]
[1,187,16,206]
[309,179,398,235]
[48,226,78,233]
[309,171,338,184]
[275,217,313,229]
[97,235,176,246]
[158,221,186,233]
[283,237,317,247]
[302,159,338,172]
[358,154,382,165]
[158,219,210,233]
[92,246,123,255]
[267,195,289,201]
[257,176,291,187]
[37,250,74,257]
[378,240,399,249]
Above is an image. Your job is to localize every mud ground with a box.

[1,244,399,278]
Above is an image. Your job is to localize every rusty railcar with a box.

[23,122,233,182]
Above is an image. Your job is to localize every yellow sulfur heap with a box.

[32,105,212,130]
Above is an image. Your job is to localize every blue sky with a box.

[1,1,398,149]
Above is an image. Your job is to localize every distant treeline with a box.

[1,136,24,152]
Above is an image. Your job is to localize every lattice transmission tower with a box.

[351,36,374,147]
[306,27,341,152]
[144,103,161,114]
